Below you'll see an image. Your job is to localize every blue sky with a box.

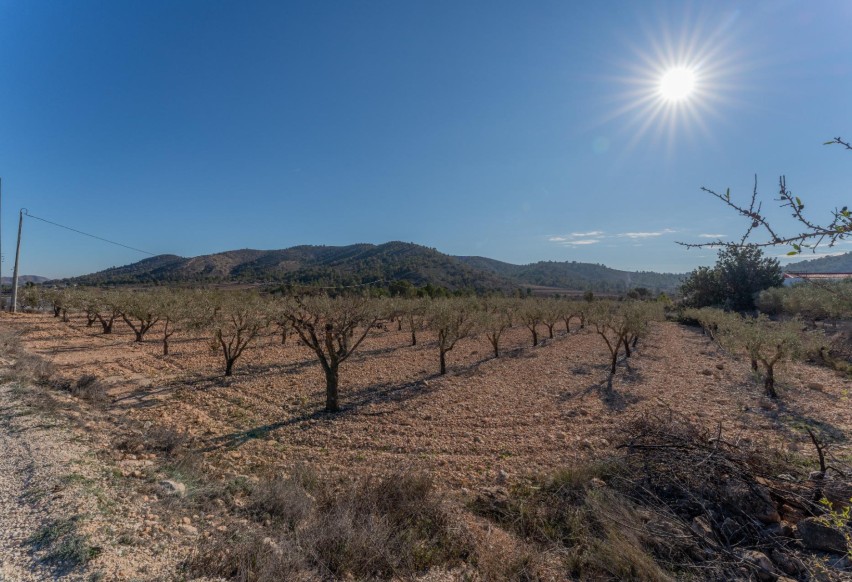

[1,0,850,278]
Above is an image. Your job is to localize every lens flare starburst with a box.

[600,7,747,153]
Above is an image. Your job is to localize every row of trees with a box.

[21,287,667,412]
[684,307,825,398]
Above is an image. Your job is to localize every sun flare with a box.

[659,67,696,102]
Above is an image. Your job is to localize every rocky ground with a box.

[1,311,850,580]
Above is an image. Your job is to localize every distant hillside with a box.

[63,243,512,292]
[457,256,683,294]
[60,242,685,293]
[786,251,852,274]
[1,275,49,285]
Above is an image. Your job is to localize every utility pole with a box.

[0,177,3,311]
[11,209,23,313]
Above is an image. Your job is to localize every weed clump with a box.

[188,471,472,581]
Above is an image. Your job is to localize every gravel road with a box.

[0,382,86,581]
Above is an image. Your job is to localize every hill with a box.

[457,256,684,294]
[0,275,49,285]
[60,242,684,293]
[785,251,852,274]
[62,243,511,292]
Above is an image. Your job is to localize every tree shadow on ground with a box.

[200,374,442,451]
[563,358,642,412]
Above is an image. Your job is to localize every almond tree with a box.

[117,291,161,342]
[208,291,271,376]
[402,298,429,346]
[563,301,585,333]
[719,315,819,398]
[621,301,664,357]
[428,298,477,375]
[91,290,122,334]
[586,301,631,375]
[282,294,379,413]
[479,302,512,358]
[43,287,71,321]
[519,300,544,347]
[154,288,204,356]
[72,288,100,327]
[541,299,564,339]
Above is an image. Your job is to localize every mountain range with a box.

[58,242,685,294]
[50,244,852,294]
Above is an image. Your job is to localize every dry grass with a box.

[187,471,473,581]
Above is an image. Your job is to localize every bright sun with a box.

[659,67,696,102]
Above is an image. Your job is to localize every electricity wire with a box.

[22,210,156,256]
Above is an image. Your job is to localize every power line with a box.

[22,210,156,256]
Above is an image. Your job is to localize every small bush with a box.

[248,467,317,529]
[70,374,108,403]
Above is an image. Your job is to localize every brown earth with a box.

[1,311,850,579]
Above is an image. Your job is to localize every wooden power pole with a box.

[10,209,23,313]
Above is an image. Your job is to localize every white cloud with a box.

[617,228,676,239]
[570,230,605,238]
[565,239,601,245]
[698,233,726,238]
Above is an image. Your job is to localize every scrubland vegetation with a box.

[1,271,851,581]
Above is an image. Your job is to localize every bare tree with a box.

[428,298,477,375]
[479,301,512,358]
[519,300,544,347]
[282,294,379,413]
[154,288,205,356]
[117,291,161,342]
[402,298,429,347]
[563,301,585,333]
[208,291,271,376]
[586,301,632,375]
[92,290,122,334]
[541,299,563,339]
[718,314,820,398]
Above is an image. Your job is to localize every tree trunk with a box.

[397,318,403,331]
[439,349,447,375]
[622,337,631,357]
[163,338,169,356]
[751,359,759,372]
[225,358,235,376]
[411,330,417,346]
[611,350,618,374]
[86,316,96,327]
[764,365,777,398]
[325,366,340,412]
[53,306,61,317]
[281,329,287,345]
[134,331,143,342]
[547,324,554,339]
[530,328,538,347]
[101,321,113,334]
